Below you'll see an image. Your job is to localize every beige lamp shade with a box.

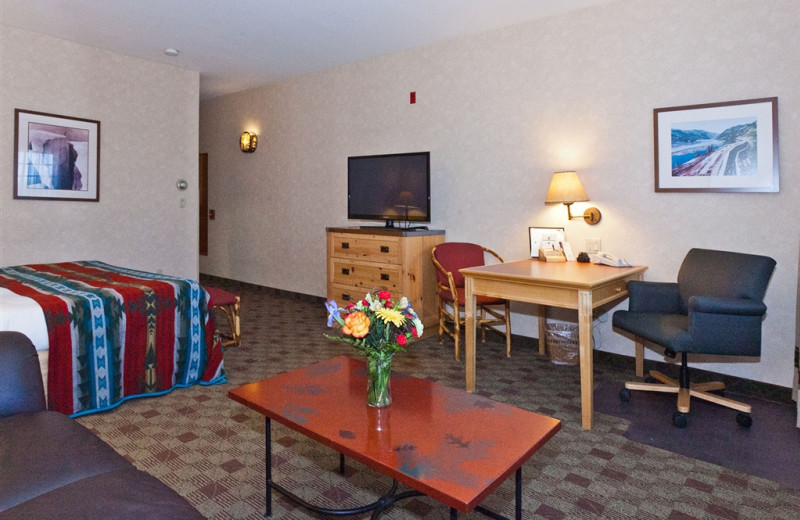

[545,171,589,203]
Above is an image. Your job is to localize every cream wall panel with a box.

[200,0,799,387]
[1,26,200,278]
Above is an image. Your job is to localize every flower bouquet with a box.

[325,290,423,407]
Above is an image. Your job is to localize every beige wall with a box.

[204,0,797,388]
[0,26,200,278]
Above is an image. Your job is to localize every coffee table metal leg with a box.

[262,423,521,519]
[515,467,522,520]
[265,417,272,518]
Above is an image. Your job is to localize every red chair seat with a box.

[206,287,237,307]
[439,288,506,306]
[205,286,241,348]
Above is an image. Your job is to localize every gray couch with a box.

[0,331,204,519]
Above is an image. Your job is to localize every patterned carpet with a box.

[76,277,800,519]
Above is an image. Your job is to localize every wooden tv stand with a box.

[326,227,445,338]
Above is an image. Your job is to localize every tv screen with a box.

[347,151,430,227]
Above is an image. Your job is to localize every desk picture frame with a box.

[654,97,779,193]
[13,109,100,201]
[529,227,565,257]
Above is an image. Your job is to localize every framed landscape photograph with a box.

[14,109,100,201]
[654,97,778,193]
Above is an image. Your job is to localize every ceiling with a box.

[1,0,613,100]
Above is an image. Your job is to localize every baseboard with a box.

[593,349,794,405]
[199,274,324,304]
[197,274,795,406]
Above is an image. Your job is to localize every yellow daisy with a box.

[375,307,406,327]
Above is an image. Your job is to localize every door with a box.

[199,153,208,256]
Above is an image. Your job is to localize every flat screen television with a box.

[347,151,431,228]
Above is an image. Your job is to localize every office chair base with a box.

[621,369,753,428]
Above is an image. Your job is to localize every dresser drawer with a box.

[330,259,401,291]
[328,283,377,304]
[330,233,401,264]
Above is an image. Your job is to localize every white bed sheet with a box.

[1,287,49,350]
[1,287,50,395]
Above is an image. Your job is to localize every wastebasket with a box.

[545,321,579,365]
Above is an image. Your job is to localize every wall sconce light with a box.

[239,131,257,153]
[544,171,602,225]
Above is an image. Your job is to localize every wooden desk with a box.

[460,260,647,430]
[229,356,561,518]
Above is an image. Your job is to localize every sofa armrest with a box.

[0,331,46,417]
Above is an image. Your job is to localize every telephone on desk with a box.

[591,251,632,267]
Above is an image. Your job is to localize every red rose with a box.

[396,334,407,346]
[377,290,392,300]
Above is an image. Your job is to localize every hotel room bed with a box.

[0,261,225,417]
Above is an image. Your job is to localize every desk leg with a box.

[537,306,547,356]
[464,276,477,393]
[515,466,522,520]
[578,291,594,430]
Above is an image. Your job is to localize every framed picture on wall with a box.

[654,97,778,193]
[529,227,565,257]
[13,109,100,201]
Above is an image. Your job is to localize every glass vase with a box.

[366,356,392,408]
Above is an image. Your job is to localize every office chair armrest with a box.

[689,296,767,316]
[685,297,768,356]
[628,281,681,313]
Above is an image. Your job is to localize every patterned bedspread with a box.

[0,261,225,416]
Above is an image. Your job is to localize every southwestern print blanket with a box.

[0,261,225,416]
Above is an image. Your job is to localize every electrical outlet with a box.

[586,238,601,253]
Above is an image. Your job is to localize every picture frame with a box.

[14,109,100,201]
[529,227,565,257]
[654,97,778,193]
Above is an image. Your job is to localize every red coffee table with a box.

[228,356,561,519]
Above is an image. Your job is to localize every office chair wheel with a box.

[672,412,687,428]
[736,412,753,428]
[619,388,631,402]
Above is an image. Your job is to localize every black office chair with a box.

[612,248,776,428]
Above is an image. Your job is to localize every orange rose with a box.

[342,311,370,338]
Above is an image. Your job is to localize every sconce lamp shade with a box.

[240,131,258,153]
[544,171,602,225]
[545,171,589,203]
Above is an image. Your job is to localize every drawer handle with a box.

[380,246,390,253]
[615,286,623,293]
[380,273,390,281]
[341,268,350,275]
[341,242,350,249]
[342,293,351,301]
